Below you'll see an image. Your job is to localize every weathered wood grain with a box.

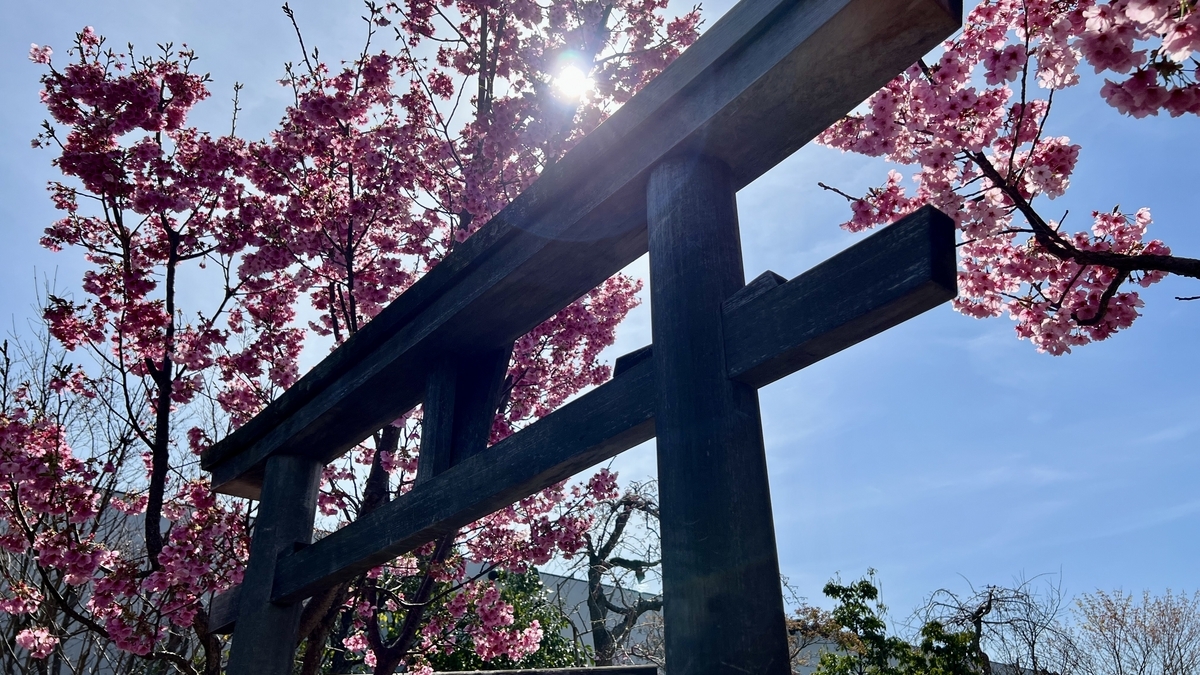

[646,156,790,675]
[258,209,954,607]
[450,346,515,467]
[612,344,653,378]
[417,359,459,484]
[724,270,787,313]
[417,346,514,484]
[202,0,962,497]
[207,584,239,635]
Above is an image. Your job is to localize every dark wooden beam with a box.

[725,205,958,388]
[201,0,962,498]
[272,356,658,604]
[725,270,788,313]
[450,346,514,467]
[612,344,653,377]
[225,455,324,675]
[417,346,514,484]
[646,155,790,674]
[417,359,460,484]
[434,662,657,667]
[259,209,954,607]
[207,584,240,635]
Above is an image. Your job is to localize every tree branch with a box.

[971,152,1200,279]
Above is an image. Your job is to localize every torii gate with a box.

[201,0,963,673]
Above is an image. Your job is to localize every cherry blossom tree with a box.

[7,0,699,671]
[16,28,284,674]
[0,317,251,674]
[239,3,697,671]
[817,0,1200,355]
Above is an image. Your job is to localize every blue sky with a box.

[2,0,1197,621]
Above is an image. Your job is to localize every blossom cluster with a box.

[1,382,246,661]
[18,0,698,668]
[345,580,544,668]
[818,0,1191,353]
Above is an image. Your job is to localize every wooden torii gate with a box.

[202,0,963,673]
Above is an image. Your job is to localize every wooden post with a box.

[417,346,513,484]
[647,155,791,675]
[418,359,460,483]
[226,454,323,675]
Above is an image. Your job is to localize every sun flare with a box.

[553,65,592,101]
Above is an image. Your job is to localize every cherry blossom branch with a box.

[817,182,861,202]
[1072,270,1130,326]
[971,151,1200,279]
[35,565,199,675]
[283,3,319,78]
[367,534,454,674]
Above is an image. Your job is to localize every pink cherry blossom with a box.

[16,627,58,659]
[17,0,698,670]
[818,0,1197,355]
[28,44,52,64]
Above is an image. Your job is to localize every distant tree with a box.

[917,574,1082,675]
[784,591,843,675]
[822,571,1200,675]
[813,571,980,675]
[575,479,662,666]
[1073,588,1200,675]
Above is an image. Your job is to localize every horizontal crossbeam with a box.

[206,207,954,626]
[200,0,961,498]
[275,351,658,604]
[436,662,657,667]
[725,206,958,388]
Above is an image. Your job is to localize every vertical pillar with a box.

[647,155,790,675]
[416,345,513,484]
[226,454,323,675]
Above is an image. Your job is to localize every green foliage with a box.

[813,571,983,675]
[815,571,911,675]
[910,620,982,675]
[425,569,592,672]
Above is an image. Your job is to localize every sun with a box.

[553,65,592,101]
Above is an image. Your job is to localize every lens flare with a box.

[553,65,592,101]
